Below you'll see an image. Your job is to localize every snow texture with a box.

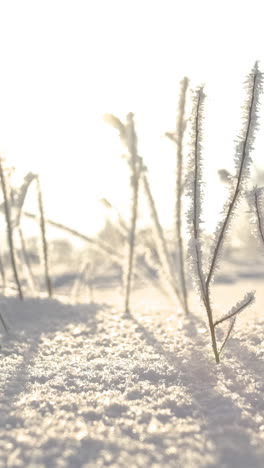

[1,281,264,468]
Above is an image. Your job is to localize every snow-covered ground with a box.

[1,269,264,468]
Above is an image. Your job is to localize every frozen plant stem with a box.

[176,77,190,314]
[124,113,141,314]
[0,158,23,300]
[36,177,52,298]
[189,63,261,363]
[206,66,260,290]
[189,87,219,363]
[105,112,185,310]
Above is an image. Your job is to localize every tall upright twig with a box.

[124,113,142,313]
[187,87,219,361]
[206,63,262,292]
[175,77,189,314]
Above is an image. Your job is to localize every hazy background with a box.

[0,0,264,237]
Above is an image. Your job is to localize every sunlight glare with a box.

[0,0,263,236]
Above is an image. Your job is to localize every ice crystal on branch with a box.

[217,291,256,356]
[187,86,206,239]
[214,291,256,328]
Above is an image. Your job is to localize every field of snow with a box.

[1,265,264,468]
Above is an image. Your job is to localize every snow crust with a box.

[1,285,264,468]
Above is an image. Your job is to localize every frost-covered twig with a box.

[124,113,142,313]
[187,87,219,361]
[206,63,263,289]
[104,114,142,312]
[218,317,236,356]
[103,114,126,143]
[0,172,41,295]
[4,172,52,297]
[187,63,262,363]
[11,172,36,228]
[106,112,184,311]
[187,87,207,301]
[217,292,255,355]
[167,78,190,313]
[0,158,23,300]
[175,77,189,314]
[214,291,255,327]
[36,177,52,298]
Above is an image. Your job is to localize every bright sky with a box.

[0,0,264,236]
